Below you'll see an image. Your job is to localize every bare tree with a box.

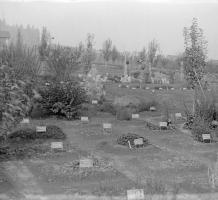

[147,39,159,68]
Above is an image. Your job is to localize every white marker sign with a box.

[92,100,98,104]
[134,138,143,146]
[175,113,182,118]
[36,126,46,132]
[132,114,139,119]
[171,88,175,90]
[21,118,30,124]
[79,158,93,168]
[159,122,167,127]
[146,87,150,90]
[51,142,63,150]
[150,106,156,111]
[127,189,144,200]
[103,123,112,129]
[202,134,211,141]
[81,116,89,122]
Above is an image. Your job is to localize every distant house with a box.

[0,31,10,49]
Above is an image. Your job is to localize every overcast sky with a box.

[0,0,218,59]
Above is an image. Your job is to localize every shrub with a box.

[8,125,66,141]
[191,118,211,142]
[137,100,158,112]
[116,107,131,120]
[99,102,116,115]
[37,81,88,119]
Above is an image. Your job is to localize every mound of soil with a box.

[117,133,149,148]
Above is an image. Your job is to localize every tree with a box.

[0,65,31,138]
[147,39,159,68]
[102,38,112,65]
[15,28,24,58]
[138,47,147,70]
[183,18,207,89]
[39,27,50,60]
[111,45,119,63]
[82,33,96,74]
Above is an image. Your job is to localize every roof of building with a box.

[0,31,10,38]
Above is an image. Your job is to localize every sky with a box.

[0,0,218,59]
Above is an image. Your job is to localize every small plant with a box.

[137,100,158,112]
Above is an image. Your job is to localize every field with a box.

[1,82,218,200]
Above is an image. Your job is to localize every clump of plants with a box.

[117,133,149,148]
[8,125,66,141]
[37,81,88,119]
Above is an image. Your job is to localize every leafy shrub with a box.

[137,100,158,112]
[37,81,88,119]
[99,102,116,115]
[0,65,31,137]
[8,125,66,141]
[30,103,49,118]
[116,107,131,120]
[191,118,211,142]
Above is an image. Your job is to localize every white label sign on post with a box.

[132,114,139,119]
[202,134,211,142]
[92,100,98,104]
[175,113,182,118]
[81,116,89,122]
[150,106,156,111]
[21,118,30,124]
[36,126,46,132]
[127,189,144,200]
[51,142,63,150]
[159,122,167,128]
[103,123,112,129]
[134,138,143,146]
[79,158,93,168]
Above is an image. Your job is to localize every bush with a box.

[8,125,66,141]
[191,118,211,142]
[137,100,158,112]
[37,81,88,119]
[99,102,117,115]
[116,107,132,120]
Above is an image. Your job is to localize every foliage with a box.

[191,118,211,142]
[37,81,88,119]
[0,43,41,80]
[82,33,96,74]
[117,133,148,148]
[99,102,117,115]
[102,38,112,63]
[137,100,158,112]
[116,107,132,120]
[147,39,159,68]
[0,65,31,137]
[38,26,51,60]
[183,18,207,89]
[111,45,119,63]
[47,45,83,81]
[8,125,65,141]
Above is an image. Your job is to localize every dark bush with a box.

[191,118,211,142]
[37,81,88,119]
[137,100,158,112]
[99,102,117,115]
[8,125,66,141]
[116,107,132,120]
